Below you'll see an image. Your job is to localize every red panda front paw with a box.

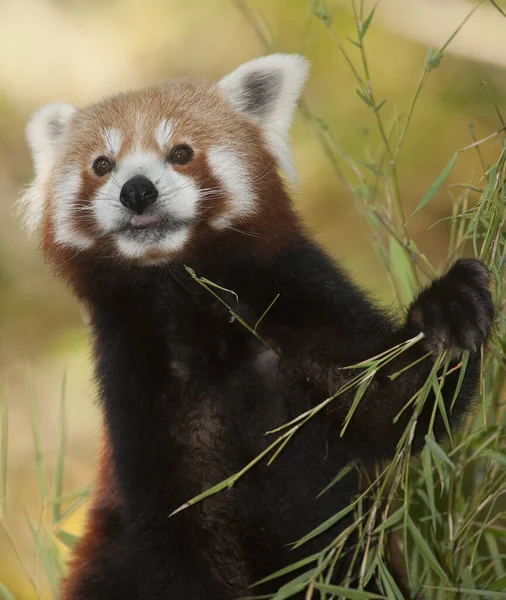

[408,259,494,353]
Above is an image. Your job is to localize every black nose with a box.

[120,177,159,214]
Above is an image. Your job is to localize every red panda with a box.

[21,54,493,599]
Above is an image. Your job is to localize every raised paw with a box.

[408,259,494,353]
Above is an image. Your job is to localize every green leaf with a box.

[485,532,505,579]
[487,575,506,591]
[425,48,442,69]
[354,181,371,199]
[421,448,437,531]
[356,89,373,107]
[347,37,362,48]
[313,582,386,598]
[28,519,59,595]
[292,498,361,548]
[0,584,16,600]
[407,515,451,583]
[252,553,319,586]
[270,585,307,599]
[424,435,454,469]
[311,3,332,26]
[485,451,506,467]
[274,568,317,594]
[389,237,417,304]
[374,506,404,533]
[340,371,375,436]
[374,99,386,113]
[318,460,356,498]
[51,485,92,506]
[377,557,405,600]
[254,293,280,332]
[450,351,470,411]
[55,529,80,550]
[198,277,239,302]
[359,7,376,40]
[408,152,458,222]
[315,117,330,132]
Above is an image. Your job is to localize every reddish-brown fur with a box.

[61,430,127,599]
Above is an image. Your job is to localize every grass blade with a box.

[0,584,16,600]
[53,370,67,523]
[28,375,47,503]
[28,518,59,596]
[407,515,450,584]
[0,386,7,519]
[407,152,458,222]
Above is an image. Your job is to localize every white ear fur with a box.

[26,103,76,175]
[218,54,310,181]
[20,103,75,234]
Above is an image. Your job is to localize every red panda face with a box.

[21,55,309,266]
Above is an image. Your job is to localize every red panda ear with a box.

[218,54,310,181]
[26,103,76,176]
[20,103,76,235]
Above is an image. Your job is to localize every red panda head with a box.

[21,55,309,267]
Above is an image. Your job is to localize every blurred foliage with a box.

[1,0,506,598]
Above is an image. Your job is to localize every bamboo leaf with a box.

[389,237,417,304]
[374,506,404,533]
[356,89,373,107]
[407,515,450,583]
[421,448,437,531]
[55,529,80,551]
[313,582,386,598]
[425,48,442,70]
[424,435,454,469]
[252,553,320,586]
[28,519,59,595]
[317,461,356,498]
[408,152,458,222]
[359,7,376,40]
[340,371,375,436]
[292,499,361,549]
[377,557,405,600]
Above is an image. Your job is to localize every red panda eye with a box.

[93,156,113,176]
[169,144,193,165]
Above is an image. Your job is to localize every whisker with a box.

[226,226,266,238]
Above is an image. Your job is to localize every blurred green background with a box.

[1,0,506,597]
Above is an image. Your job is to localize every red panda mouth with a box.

[114,215,193,237]
[130,214,161,230]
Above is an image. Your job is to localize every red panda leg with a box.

[61,432,132,600]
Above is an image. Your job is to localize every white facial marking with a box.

[103,128,122,156]
[89,146,198,260]
[52,167,93,249]
[93,148,200,238]
[155,119,175,151]
[207,146,256,229]
[19,182,46,234]
[115,226,190,261]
